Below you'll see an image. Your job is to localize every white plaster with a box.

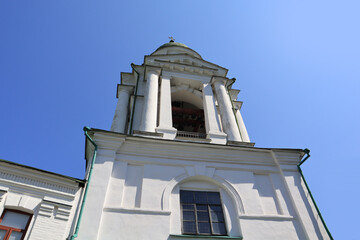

[202,83,227,144]
[121,164,143,208]
[235,108,250,142]
[140,69,159,132]
[213,79,242,142]
[111,85,133,133]
[156,75,177,139]
[77,151,117,240]
[253,174,281,215]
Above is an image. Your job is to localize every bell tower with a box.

[110,40,251,145]
[74,41,332,240]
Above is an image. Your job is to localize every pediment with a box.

[144,54,228,77]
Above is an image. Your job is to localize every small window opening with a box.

[172,101,206,138]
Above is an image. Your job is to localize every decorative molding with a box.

[103,207,171,215]
[0,170,78,195]
[0,190,6,203]
[169,235,242,239]
[38,200,72,221]
[239,214,294,221]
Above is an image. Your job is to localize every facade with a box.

[72,41,332,240]
[0,41,331,240]
[0,159,84,240]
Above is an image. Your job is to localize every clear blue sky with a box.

[1,1,359,239]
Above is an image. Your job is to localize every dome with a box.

[155,41,190,51]
[151,41,202,59]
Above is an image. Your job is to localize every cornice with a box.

[86,129,303,166]
[145,54,227,77]
[145,53,228,73]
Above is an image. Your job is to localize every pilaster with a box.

[110,85,133,133]
[233,102,250,143]
[202,83,227,144]
[77,135,125,240]
[156,75,177,139]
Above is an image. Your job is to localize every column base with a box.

[207,131,227,145]
[156,126,177,140]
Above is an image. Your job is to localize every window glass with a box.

[9,232,23,240]
[0,211,30,229]
[180,190,227,236]
[183,221,196,234]
[0,229,7,239]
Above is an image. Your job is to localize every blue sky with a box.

[1,1,359,239]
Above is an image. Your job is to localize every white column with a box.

[156,75,177,139]
[235,108,250,142]
[213,80,242,142]
[110,86,133,133]
[202,83,227,144]
[140,70,159,132]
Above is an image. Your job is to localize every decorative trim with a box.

[103,207,171,215]
[133,130,163,137]
[169,235,242,239]
[239,214,294,220]
[227,141,255,147]
[0,170,78,195]
[0,190,6,203]
[38,201,72,221]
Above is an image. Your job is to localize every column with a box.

[235,108,250,142]
[202,83,227,144]
[213,79,242,142]
[156,75,177,139]
[140,70,159,132]
[110,85,133,133]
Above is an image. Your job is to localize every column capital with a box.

[144,65,162,77]
[233,101,243,110]
[116,84,134,98]
[160,73,172,80]
[210,76,227,86]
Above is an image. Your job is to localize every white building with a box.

[0,159,83,240]
[70,41,332,240]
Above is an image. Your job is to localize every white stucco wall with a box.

[76,131,330,240]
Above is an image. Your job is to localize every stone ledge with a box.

[227,141,255,147]
[133,130,164,137]
[169,234,242,239]
[103,207,171,215]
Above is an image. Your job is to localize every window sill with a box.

[169,235,243,239]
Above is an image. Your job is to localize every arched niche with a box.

[163,175,243,237]
[171,86,205,135]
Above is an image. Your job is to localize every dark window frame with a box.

[0,209,32,240]
[180,190,227,236]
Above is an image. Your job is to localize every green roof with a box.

[154,41,202,58]
[156,41,190,51]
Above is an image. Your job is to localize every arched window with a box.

[172,101,206,138]
[180,190,227,235]
[168,178,243,238]
[0,209,32,240]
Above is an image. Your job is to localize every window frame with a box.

[180,190,228,236]
[0,209,32,240]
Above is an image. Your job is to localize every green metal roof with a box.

[156,41,190,51]
[154,41,202,58]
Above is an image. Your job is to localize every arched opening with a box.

[172,101,205,137]
[166,176,243,237]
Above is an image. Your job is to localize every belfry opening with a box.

[172,101,206,138]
